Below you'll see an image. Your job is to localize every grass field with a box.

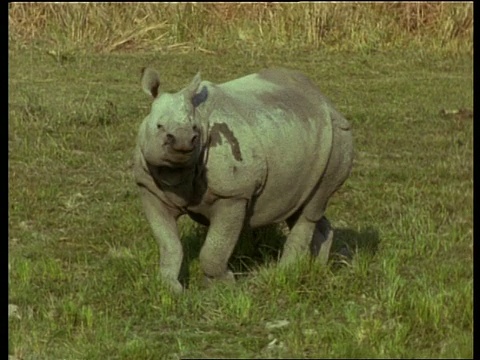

[9,3,472,359]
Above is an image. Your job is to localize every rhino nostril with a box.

[191,134,199,144]
[166,133,175,145]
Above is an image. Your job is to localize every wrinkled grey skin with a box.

[134,67,353,293]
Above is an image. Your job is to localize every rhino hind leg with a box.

[282,119,353,265]
[281,163,345,266]
[280,215,317,265]
[310,216,333,264]
[282,214,333,265]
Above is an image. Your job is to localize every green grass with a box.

[9,45,472,359]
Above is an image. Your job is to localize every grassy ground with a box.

[8,41,472,359]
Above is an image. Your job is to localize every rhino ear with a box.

[141,67,161,98]
[185,72,202,96]
[192,86,208,108]
[186,72,208,107]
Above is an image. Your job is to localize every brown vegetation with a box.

[8,3,473,53]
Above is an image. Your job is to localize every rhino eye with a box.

[156,123,163,130]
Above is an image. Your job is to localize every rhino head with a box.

[140,68,208,168]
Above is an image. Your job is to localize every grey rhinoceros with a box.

[134,67,353,293]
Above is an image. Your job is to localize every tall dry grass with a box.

[8,3,473,53]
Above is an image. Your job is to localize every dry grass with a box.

[8,3,473,53]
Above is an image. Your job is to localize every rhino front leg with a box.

[139,187,184,293]
[199,198,247,286]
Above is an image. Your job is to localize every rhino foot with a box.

[202,270,236,288]
[159,275,184,294]
[158,269,185,294]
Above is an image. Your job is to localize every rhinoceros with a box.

[134,67,353,292]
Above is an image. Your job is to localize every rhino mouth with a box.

[173,148,194,155]
[163,148,197,167]
[142,148,194,169]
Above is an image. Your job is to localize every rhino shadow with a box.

[178,223,380,286]
[329,226,380,264]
